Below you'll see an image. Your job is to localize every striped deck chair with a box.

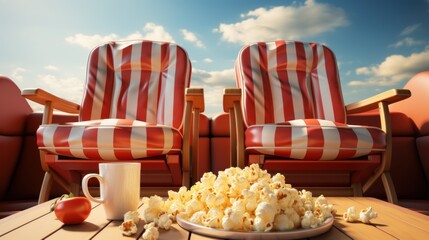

[23,40,204,203]
[224,40,410,203]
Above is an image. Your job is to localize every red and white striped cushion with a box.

[37,41,192,160]
[245,119,386,160]
[235,41,345,126]
[80,40,191,130]
[37,119,182,160]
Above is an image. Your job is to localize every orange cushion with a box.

[37,119,182,160]
[245,119,386,160]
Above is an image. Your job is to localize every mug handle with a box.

[82,173,104,203]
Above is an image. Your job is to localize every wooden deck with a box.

[1,197,429,239]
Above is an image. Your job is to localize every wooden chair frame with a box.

[224,88,410,204]
[23,88,204,203]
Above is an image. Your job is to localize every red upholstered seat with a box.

[224,40,410,203]
[245,119,386,160]
[37,119,182,160]
[23,40,204,203]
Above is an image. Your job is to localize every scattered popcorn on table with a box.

[141,222,159,240]
[124,210,140,224]
[343,206,360,222]
[359,207,378,223]
[343,206,377,224]
[119,220,138,236]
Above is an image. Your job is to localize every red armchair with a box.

[224,40,410,203]
[23,40,204,203]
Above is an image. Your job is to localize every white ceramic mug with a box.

[82,162,141,220]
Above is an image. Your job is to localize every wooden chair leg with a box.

[182,171,190,189]
[38,172,53,204]
[381,172,398,204]
[352,183,363,197]
[70,183,80,197]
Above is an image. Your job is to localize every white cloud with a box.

[44,65,58,71]
[191,68,236,117]
[192,68,235,86]
[142,22,174,42]
[65,33,120,49]
[391,37,425,48]
[11,67,26,83]
[65,22,174,49]
[350,49,429,86]
[355,67,371,75]
[400,23,421,36]
[36,74,84,104]
[213,0,348,44]
[203,58,213,63]
[20,73,84,112]
[180,29,205,48]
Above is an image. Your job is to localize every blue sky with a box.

[1,0,429,117]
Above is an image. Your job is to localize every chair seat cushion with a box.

[245,119,386,160]
[37,119,182,160]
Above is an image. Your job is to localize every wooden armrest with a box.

[22,88,80,114]
[186,88,204,112]
[223,88,241,112]
[346,89,411,114]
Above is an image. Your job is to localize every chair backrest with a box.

[235,40,345,126]
[80,40,191,129]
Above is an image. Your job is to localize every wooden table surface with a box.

[1,197,429,239]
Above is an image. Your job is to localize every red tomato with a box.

[54,197,91,224]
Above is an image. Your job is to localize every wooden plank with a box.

[0,199,54,236]
[310,226,352,240]
[2,197,429,239]
[91,220,144,240]
[327,197,397,240]
[0,208,64,239]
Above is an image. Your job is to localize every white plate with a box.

[176,214,333,240]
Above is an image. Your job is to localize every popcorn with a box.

[164,200,185,220]
[343,206,359,222]
[222,207,245,231]
[242,212,254,231]
[314,195,335,220]
[203,208,223,228]
[343,206,377,224]
[301,211,322,229]
[359,207,378,223]
[241,189,258,212]
[276,187,298,210]
[142,195,164,222]
[190,210,207,225]
[255,202,276,223]
[157,213,173,230]
[253,216,273,232]
[185,199,205,216]
[300,190,314,211]
[119,220,138,236]
[142,222,159,240]
[274,214,294,231]
[124,210,140,224]
[119,211,140,236]
[139,164,335,234]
